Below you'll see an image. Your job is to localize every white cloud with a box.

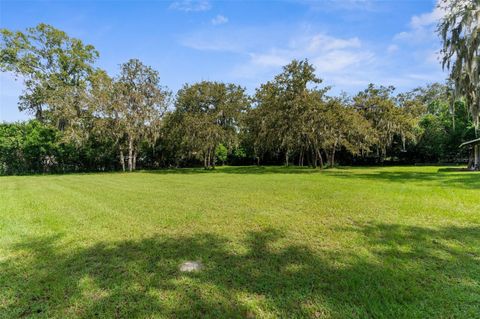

[259,33,371,74]
[389,2,445,79]
[306,34,361,52]
[181,27,378,88]
[410,7,444,29]
[407,73,440,81]
[393,31,411,41]
[393,3,445,43]
[169,0,211,12]
[250,52,290,67]
[231,28,445,92]
[224,31,376,85]
[387,44,399,54]
[179,26,276,53]
[211,14,228,25]
[180,15,446,93]
[313,50,374,73]
[296,0,382,12]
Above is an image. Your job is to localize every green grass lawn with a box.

[0,166,479,318]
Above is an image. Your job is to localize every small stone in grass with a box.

[179,261,203,272]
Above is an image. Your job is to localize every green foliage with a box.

[0,23,98,127]
[163,81,249,169]
[0,121,123,175]
[215,143,228,165]
[253,59,325,165]
[232,147,246,159]
[0,121,59,174]
[438,0,480,130]
[319,96,375,166]
[415,102,474,161]
[114,59,170,171]
[1,24,478,173]
[353,84,419,162]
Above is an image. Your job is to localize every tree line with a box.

[1,14,478,174]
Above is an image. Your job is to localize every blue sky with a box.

[0,0,445,122]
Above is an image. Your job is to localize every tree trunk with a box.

[380,146,386,164]
[35,107,43,122]
[204,153,208,170]
[474,144,479,170]
[211,149,216,169]
[128,137,133,172]
[316,149,324,169]
[133,150,137,171]
[451,104,456,131]
[207,148,211,169]
[330,141,337,167]
[254,146,261,166]
[120,150,125,172]
[285,152,289,167]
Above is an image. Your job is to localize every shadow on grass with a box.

[144,166,480,190]
[321,169,480,190]
[145,166,323,175]
[2,225,479,318]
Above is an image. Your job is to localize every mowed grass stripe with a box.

[0,166,479,318]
